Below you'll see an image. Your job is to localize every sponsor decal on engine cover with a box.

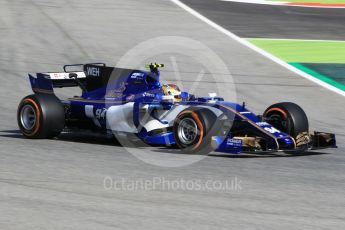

[130,72,145,79]
[142,92,155,98]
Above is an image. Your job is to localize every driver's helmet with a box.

[162,84,182,102]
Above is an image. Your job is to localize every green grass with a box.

[290,63,345,91]
[272,0,345,4]
[248,39,345,63]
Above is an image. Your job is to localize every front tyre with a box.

[263,102,309,138]
[17,94,65,139]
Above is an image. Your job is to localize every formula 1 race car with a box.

[17,63,336,154]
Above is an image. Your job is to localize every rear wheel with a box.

[17,94,65,138]
[263,102,309,138]
[173,108,220,155]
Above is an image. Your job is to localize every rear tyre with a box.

[17,94,65,139]
[173,108,220,155]
[263,102,309,138]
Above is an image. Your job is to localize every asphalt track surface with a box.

[0,0,345,229]
[182,0,345,40]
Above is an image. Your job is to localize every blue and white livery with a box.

[17,63,336,155]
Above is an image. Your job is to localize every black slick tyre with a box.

[173,108,220,155]
[263,102,309,138]
[17,94,65,139]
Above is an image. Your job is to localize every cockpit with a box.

[161,84,182,103]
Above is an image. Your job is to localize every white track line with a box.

[221,0,345,9]
[221,0,287,6]
[170,0,345,97]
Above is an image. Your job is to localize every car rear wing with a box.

[63,63,106,73]
[28,63,106,94]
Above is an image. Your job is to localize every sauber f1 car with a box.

[17,63,336,154]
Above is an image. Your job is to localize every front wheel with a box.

[17,94,65,138]
[263,102,309,139]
